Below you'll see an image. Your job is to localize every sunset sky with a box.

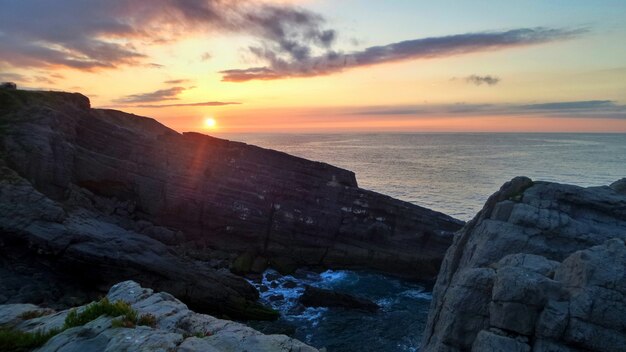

[1,0,625,132]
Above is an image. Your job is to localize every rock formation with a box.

[0,281,318,351]
[421,177,626,352]
[0,88,462,318]
[300,285,379,312]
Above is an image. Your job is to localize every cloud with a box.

[465,75,500,86]
[344,100,626,119]
[0,0,336,71]
[200,52,212,61]
[114,86,188,103]
[0,71,64,85]
[131,101,241,108]
[221,27,586,82]
[164,79,192,85]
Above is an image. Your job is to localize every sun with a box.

[204,117,217,129]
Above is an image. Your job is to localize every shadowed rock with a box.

[421,176,626,352]
[300,285,379,312]
[0,88,462,319]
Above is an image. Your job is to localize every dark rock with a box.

[300,285,379,312]
[610,177,626,195]
[0,88,463,283]
[230,252,255,275]
[250,256,269,274]
[0,82,17,90]
[421,177,626,352]
[282,280,298,289]
[268,294,284,302]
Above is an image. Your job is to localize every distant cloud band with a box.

[221,27,586,82]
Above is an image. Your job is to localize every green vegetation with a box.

[0,298,158,351]
[0,327,61,352]
[18,310,52,320]
[137,313,157,328]
[64,298,137,329]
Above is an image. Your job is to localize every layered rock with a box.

[0,281,318,351]
[0,88,462,317]
[421,177,626,352]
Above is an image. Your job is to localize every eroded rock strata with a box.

[0,88,462,318]
[0,281,318,351]
[421,177,626,352]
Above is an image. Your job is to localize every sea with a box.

[216,133,626,352]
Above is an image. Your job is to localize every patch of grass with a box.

[137,313,157,328]
[1,298,160,351]
[0,327,61,352]
[18,310,52,320]
[64,298,137,329]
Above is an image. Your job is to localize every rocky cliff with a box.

[0,88,462,318]
[0,281,318,351]
[421,177,626,352]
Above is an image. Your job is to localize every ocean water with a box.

[227,133,626,351]
[218,133,626,221]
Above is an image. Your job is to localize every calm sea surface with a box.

[217,133,626,221]
[216,133,626,352]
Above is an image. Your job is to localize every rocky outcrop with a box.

[0,88,461,318]
[421,177,626,352]
[300,285,379,312]
[0,281,318,351]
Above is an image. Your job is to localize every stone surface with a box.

[0,88,462,319]
[299,285,379,312]
[421,177,626,352]
[0,281,318,352]
[0,88,463,283]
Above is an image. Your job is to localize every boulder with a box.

[300,285,379,312]
[421,177,626,352]
[0,281,318,352]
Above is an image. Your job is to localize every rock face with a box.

[300,285,379,312]
[0,89,461,317]
[421,177,626,352]
[0,281,318,352]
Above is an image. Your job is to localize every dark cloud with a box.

[520,100,615,110]
[200,52,212,61]
[164,79,192,85]
[0,71,64,85]
[344,100,626,119]
[0,0,336,71]
[222,27,586,82]
[465,75,500,86]
[114,86,188,103]
[131,101,241,108]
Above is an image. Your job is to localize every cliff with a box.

[421,177,626,352]
[0,88,462,319]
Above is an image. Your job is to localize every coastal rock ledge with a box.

[0,88,462,319]
[421,177,626,352]
[0,281,318,351]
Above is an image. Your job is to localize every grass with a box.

[18,310,52,320]
[0,328,61,352]
[63,298,137,329]
[0,298,158,351]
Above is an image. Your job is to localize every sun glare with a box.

[204,117,217,129]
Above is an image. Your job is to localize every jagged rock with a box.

[0,88,463,284]
[611,178,626,195]
[0,82,16,90]
[421,177,626,352]
[0,163,273,320]
[0,281,318,352]
[300,285,379,312]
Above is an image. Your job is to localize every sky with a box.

[1,0,625,133]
